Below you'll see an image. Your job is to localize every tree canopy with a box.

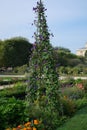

[0,37,32,68]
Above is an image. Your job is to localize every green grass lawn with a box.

[57,106,87,130]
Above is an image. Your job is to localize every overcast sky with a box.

[0,0,87,53]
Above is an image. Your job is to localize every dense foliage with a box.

[7,46,87,76]
[0,37,32,68]
[0,76,87,129]
[53,47,87,76]
[0,81,26,99]
[54,47,86,67]
[0,97,27,130]
[0,36,87,75]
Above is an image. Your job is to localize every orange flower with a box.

[23,128,27,130]
[33,127,37,130]
[13,128,17,130]
[17,125,22,129]
[27,127,32,130]
[24,122,31,127]
[34,119,39,125]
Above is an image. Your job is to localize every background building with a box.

[76,43,87,56]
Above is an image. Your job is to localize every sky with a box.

[0,0,87,54]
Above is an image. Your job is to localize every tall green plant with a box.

[26,0,60,129]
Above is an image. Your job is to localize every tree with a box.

[55,46,71,53]
[54,47,84,67]
[2,37,32,67]
[0,40,4,67]
[26,1,60,129]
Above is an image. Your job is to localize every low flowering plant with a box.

[6,119,44,130]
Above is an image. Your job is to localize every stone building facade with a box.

[76,43,87,56]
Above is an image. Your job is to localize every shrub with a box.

[13,64,28,74]
[83,80,87,93]
[0,82,26,99]
[0,77,15,85]
[6,119,43,130]
[0,77,26,85]
[66,77,75,85]
[60,97,76,116]
[75,78,82,84]
[0,97,27,129]
[61,86,85,99]
[0,107,6,130]
[74,97,87,110]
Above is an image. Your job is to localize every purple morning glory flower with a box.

[33,7,37,11]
